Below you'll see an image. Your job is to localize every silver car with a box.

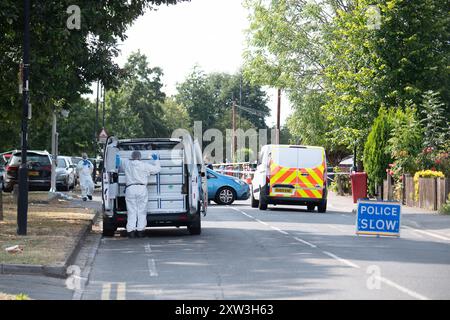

[56,156,76,191]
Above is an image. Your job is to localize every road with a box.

[75,193,450,300]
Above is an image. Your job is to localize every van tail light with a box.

[266,175,270,185]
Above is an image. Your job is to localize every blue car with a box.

[207,169,250,205]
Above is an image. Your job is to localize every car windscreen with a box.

[57,158,66,168]
[9,154,51,166]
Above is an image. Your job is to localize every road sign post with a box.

[356,200,401,237]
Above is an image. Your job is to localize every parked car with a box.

[3,150,52,192]
[207,168,250,205]
[56,156,76,191]
[251,144,328,212]
[71,156,83,185]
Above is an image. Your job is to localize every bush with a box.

[363,107,393,195]
[439,194,450,215]
[330,167,351,195]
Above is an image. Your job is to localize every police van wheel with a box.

[102,216,117,237]
[250,188,259,208]
[188,208,201,235]
[258,196,268,210]
[307,204,315,212]
[318,200,327,213]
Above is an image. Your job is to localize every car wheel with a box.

[251,187,259,208]
[215,187,236,205]
[318,199,327,213]
[62,179,70,191]
[3,184,13,193]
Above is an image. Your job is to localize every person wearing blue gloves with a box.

[120,151,161,238]
[77,153,95,201]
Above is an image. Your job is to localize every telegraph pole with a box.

[276,89,281,144]
[17,0,30,235]
[232,99,237,160]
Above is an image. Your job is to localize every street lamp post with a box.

[17,0,30,235]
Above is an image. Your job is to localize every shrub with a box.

[363,107,393,195]
[330,167,351,195]
[439,194,450,215]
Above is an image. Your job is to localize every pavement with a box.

[1,192,449,300]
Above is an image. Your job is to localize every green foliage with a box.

[439,195,450,215]
[0,1,188,152]
[363,107,394,195]
[387,105,423,176]
[161,97,191,134]
[330,167,351,196]
[420,91,449,151]
[244,0,449,162]
[176,66,270,132]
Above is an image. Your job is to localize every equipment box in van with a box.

[251,145,328,212]
[102,136,207,236]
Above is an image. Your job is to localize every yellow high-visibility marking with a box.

[270,166,288,184]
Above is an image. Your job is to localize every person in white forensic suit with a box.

[76,153,95,201]
[120,150,160,238]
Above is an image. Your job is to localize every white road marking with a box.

[144,244,152,253]
[322,251,361,269]
[270,226,289,235]
[375,276,429,300]
[255,219,269,226]
[402,225,450,242]
[101,283,111,300]
[116,282,126,300]
[294,237,317,248]
[148,259,158,277]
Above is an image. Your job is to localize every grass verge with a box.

[0,192,95,266]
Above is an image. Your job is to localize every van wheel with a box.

[102,216,117,237]
[251,188,259,208]
[307,204,315,212]
[215,187,235,205]
[318,199,327,213]
[258,197,268,210]
[188,206,201,235]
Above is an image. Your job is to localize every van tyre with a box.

[188,205,201,235]
[318,199,327,213]
[258,196,268,210]
[102,216,117,237]
[215,187,236,205]
[307,204,315,212]
[251,188,259,208]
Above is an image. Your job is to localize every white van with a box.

[101,135,207,236]
[251,145,328,212]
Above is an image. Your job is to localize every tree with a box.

[161,97,191,134]
[104,51,167,139]
[0,0,188,151]
[363,107,394,195]
[420,91,449,152]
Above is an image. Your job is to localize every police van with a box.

[251,145,328,212]
[101,135,207,236]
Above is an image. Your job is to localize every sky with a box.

[109,0,292,127]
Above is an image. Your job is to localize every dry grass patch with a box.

[0,192,95,266]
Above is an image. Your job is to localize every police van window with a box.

[272,147,298,168]
[298,148,323,168]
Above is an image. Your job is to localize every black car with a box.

[3,150,52,192]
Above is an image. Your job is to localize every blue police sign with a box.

[356,200,401,237]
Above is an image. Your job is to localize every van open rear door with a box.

[103,136,119,212]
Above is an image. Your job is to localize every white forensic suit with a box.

[121,156,161,233]
[77,159,95,199]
